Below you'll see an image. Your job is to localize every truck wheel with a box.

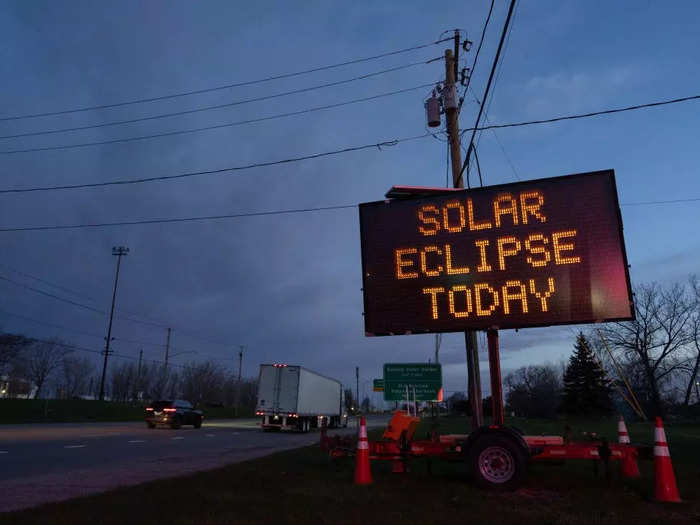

[469,434,527,491]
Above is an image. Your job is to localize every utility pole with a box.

[444,34,483,430]
[137,348,143,377]
[164,328,172,369]
[355,366,359,412]
[99,245,129,401]
[236,345,244,416]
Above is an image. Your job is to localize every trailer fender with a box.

[463,426,530,458]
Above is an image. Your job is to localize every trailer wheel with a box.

[469,435,526,491]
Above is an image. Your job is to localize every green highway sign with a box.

[383,363,442,383]
[382,363,442,401]
[373,379,384,392]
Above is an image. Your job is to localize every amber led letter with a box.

[395,248,418,279]
[474,283,499,317]
[529,278,556,312]
[502,280,529,314]
[525,234,551,268]
[418,205,441,236]
[497,236,522,271]
[552,230,582,265]
[474,240,492,272]
[493,193,519,227]
[448,285,473,318]
[442,201,466,233]
[423,287,445,320]
[420,246,443,277]
[467,198,492,231]
[519,190,547,224]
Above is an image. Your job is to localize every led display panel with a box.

[359,170,634,336]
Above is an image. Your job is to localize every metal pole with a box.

[487,329,504,425]
[164,328,172,369]
[445,44,483,430]
[355,366,359,413]
[99,246,128,401]
[236,345,244,416]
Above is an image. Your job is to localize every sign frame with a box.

[359,170,635,336]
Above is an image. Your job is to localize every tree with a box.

[599,282,694,415]
[344,388,355,412]
[561,333,613,416]
[505,365,561,419]
[682,276,700,406]
[361,396,370,412]
[23,339,70,398]
[61,356,94,398]
[0,333,30,376]
[180,361,225,406]
[110,362,136,402]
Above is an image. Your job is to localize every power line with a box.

[0,61,436,140]
[459,0,518,188]
[4,90,698,196]
[458,0,495,113]
[0,262,97,301]
[0,39,451,122]
[0,83,436,155]
[0,204,357,233]
[0,274,107,315]
[1,195,698,235]
[460,93,700,133]
[0,133,430,194]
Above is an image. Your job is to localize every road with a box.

[0,416,388,513]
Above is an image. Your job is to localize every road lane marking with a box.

[205,434,215,437]
[64,445,86,449]
[232,432,240,435]
[128,440,146,443]
[0,451,8,454]
[171,436,184,440]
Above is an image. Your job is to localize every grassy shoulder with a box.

[0,399,250,423]
[4,416,699,524]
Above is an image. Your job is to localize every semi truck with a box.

[255,363,348,432]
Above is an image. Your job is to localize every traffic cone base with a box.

[354,416,373,485]
[653,417,681,503]
[617,415,630,444]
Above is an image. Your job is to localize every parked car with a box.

[145,399,203,429]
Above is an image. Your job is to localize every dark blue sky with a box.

[1,1,699,400]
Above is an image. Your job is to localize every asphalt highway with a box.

[0,416,387,513]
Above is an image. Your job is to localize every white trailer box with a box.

[256,364,347,432]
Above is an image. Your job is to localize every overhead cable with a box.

[0,61,435,140]
[0,38,451,122]
[0,83,436,155]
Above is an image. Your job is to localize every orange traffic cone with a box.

[654,417,680,502]
[617,415,630,444]
[354,416,373,485]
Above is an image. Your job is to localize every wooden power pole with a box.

[444,35,483,430]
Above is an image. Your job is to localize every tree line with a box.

[0,335,257,412]
[453,277,700,420]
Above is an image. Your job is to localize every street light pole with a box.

[99,245,129,401]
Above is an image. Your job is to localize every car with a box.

[145,399,203,429]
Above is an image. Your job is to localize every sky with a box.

[1,0,699,402]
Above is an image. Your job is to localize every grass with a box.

[0,399,251,424]
[3,416,700,524]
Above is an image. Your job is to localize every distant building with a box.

[0,374,37,399]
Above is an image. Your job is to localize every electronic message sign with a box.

[359,170,634,336]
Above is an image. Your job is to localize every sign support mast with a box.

[444,34,483,429]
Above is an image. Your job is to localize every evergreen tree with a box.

[562,333,613,416]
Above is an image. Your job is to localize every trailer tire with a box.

[469,434,527,491]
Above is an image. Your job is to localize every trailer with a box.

[255,363,348,432]
[323,411,648,490]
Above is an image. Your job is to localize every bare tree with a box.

[180,361,225,406]
[61,356,94,399]
[148,364,171,401]
[110,362,136,402]
[23,339,71,398]
[0,333,30,376]
[504,365,562,419]
[681,276,700,406]
[599,282,694,415]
